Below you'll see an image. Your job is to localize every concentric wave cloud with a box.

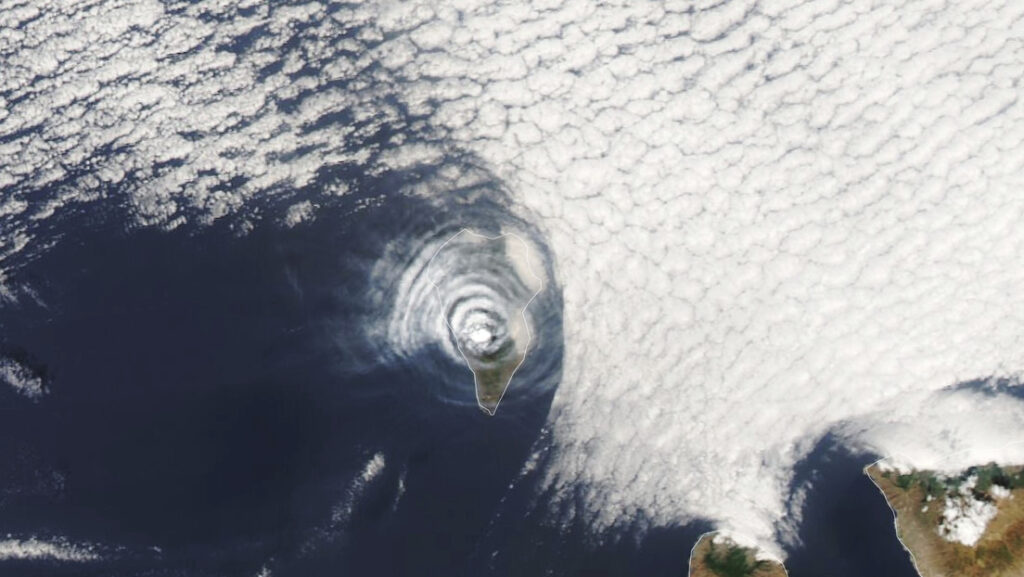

[366,193,559,413]
[426,229,544,413]
[4,0,1024,562]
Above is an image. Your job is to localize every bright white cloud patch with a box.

[991,484,1012,500]
[938,476,997,547]
[4,0,1024,562]
[0,356,46,400]
[0,537,99,562]
[283,200,316,227]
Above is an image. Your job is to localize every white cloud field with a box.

[371,0,1024,554]
[3,0,1024,559]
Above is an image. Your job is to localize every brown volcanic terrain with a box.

[688,533,787,577]
[867,463,1024,577]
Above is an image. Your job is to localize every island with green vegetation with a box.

[688,534,788,577]
[867,462,1024,577]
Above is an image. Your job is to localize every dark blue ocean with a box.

[0,191,920,577]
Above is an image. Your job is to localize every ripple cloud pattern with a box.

[426,229,544,415]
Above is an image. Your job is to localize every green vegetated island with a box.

[868,463,1024,577]
[461,333,528,414]
[688,534,787,577]
[690,463,1024,577]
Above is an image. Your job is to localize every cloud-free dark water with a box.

[0,190,567,577]
[784,435,921,577]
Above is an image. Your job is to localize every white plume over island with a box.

[426,229,544,415]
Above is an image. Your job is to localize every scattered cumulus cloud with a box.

[0,356,46,400]
[0,537,99,562]
[283,200,316,227]
[938,475,997,547]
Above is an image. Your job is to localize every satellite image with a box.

[1,1,1024,576]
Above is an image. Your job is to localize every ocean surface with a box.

[0,189,924,576]
[784,436,921,577]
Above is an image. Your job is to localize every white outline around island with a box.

[685,531,790,577]
[425,228,544,415]
[864,457,927,577]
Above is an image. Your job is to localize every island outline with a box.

[426,227,544,415]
